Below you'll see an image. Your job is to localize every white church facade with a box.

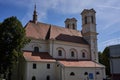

[18,6,106,80]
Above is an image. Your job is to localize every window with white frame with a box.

[70,48,77,58]
[57,47,66,58]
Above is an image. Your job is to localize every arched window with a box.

[84,72,88,75]
[70,72,75,76]
[91,16,94,23]
[82,52,85,58]
[72,24,75,29]
[34,47,39,52]
[58,50,62,56]
[32,76,36,80]
[46,75,50,80]
[71,51,74,57]
[96,71,100,75]
[85,16,87,24]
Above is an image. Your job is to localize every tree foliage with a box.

[98,51,102,63]
[99,47,110,76]
[0,16,28,76]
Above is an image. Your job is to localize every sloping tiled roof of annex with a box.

[23,51,55,62]
[58,60,105,68]
[25,21,88,45]
[23,51,104,68]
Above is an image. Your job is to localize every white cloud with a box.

[102,38,120,47]
[2,0,120,24]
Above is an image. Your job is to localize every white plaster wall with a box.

[55,63,63,80]
[23,39,49,52]
[24,61,106,80]
[26,61,56,80]
[62,67,105,80]
[23,39,91,60]
[50,40,90,60]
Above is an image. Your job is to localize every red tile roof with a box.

[23,51,104,68]
[25,21,88,45]
[25,21,50,40]
[23,51,55,62]
[58,60,105,68]
[55,34,88,44]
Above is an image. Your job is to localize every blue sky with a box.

[0,0,120,52]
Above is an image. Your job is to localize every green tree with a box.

[0,16,28,79]
[98,51,102,63]
[99,47,110,76]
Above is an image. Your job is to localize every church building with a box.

[18,5,106,80]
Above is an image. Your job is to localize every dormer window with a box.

[34,47,39,52]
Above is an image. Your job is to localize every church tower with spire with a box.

[33,4,37,24]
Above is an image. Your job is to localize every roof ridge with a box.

[38,21,79,31]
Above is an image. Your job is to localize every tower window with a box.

[32,76,36,80]
[58,50,62,56]
[72,24,75,29]
[46,75,50,80]
[85,16,87,24]
[82,52,85,58]
[67,24,69,28]
[47,64,50,69]
[91,16,94,23]
[71,51,74,57]
[70,72,75,76]
[34,47,39,52]
[33,63,36,69]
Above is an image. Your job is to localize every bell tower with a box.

[81,9,98,62]
[65,18,77,30]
